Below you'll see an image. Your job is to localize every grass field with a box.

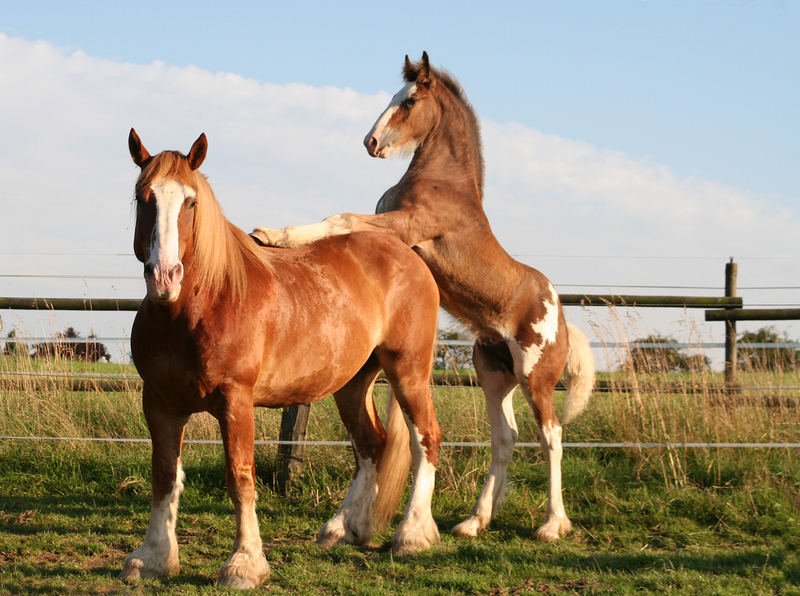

[1,351,799,594]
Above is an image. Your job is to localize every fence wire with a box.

[2,436,800,449]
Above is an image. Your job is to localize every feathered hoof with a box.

[218,551,270,590]
[391,518,440,555]
[450,515,487,538]
[533,515,572,542]
[118,553,178,581]
[317,515,373,549]
[250,227,283,247]
[317,517,349,549]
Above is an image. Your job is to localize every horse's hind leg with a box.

[379,349,442,555]
[120,391,187,580]
[452,339,519,537]
[217,386,270,589]
[509,330,572,542]
[318,356,384,549]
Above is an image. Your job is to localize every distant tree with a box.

[32,327,112,362]
[738,326,799,371]
[620,334,710,373]
[435,328,474,372]
[3,329,29,357]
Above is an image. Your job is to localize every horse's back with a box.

[249,231,438,404]
[271,230,438,307]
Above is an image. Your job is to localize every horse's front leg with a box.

[217,393,270,589]
[252,213,359,248]
[120,394,187,580]
[251,210,424,248]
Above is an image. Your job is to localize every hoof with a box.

[450,515,486,538]
[218,551,270,590]
[251,227,281,246]
[317,515,372,549]
[317,516,348,550]
[392,518,440,555]
[533,515,572,542]
[219,575,258,590]
[118,553,178,581]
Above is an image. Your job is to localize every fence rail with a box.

[0,294,743,312]
[3,260,798,489]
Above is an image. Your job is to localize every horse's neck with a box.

[407,107,483,201]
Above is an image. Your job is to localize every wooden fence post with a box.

[275,403,311,493]
[724,259,738,388]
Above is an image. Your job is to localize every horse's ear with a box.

[417,51,431,88]
[128,128,151,168]
[403,54,416,82]
[187,133,207,171]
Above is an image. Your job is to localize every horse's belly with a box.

[251,328,376,407]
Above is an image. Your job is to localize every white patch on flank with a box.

[149,180,195,268]
[522,283,560,376]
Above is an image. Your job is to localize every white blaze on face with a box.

[149,179,194,270]
[365,82,417,157]
[522,283,560,376]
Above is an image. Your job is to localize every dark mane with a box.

[431,66,485,192]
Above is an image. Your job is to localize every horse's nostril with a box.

[171,263,184,282]
[364,135,378,153]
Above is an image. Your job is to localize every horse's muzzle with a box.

[144,262,184,302]
[363,134,383,158]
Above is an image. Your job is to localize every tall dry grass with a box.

[1,309,798,491]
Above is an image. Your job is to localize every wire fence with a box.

[2,435,800,450]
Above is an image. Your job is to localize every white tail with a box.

[561,323,595,424]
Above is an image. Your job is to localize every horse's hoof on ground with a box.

[533,516,572,542]
[218,552,270,589]
[118,565,143,581]
[219,575,258,589]
[317,521,348,549]
[391,535,431,556]
[451,516,485,537]
[392,519,440,555]
[118,557,177,581]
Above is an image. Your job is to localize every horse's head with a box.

[128,128,207,303]
[363,51,443,159]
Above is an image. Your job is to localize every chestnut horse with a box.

[253,53,595,542]
[120,130,442,589]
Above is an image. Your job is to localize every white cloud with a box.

[1,34,798,354]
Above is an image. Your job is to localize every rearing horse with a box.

[120,130,442,589]
[253,53,595,542]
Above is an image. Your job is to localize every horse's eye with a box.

[187,198,197,209]
[405,98,416,108]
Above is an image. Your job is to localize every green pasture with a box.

[1,353,799,594]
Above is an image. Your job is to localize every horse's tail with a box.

[373,391,411,531]
[561,323,595,424]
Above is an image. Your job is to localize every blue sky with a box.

[5,1,796,197]
[0,1,798,366]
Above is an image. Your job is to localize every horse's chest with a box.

[133,312,232,398]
